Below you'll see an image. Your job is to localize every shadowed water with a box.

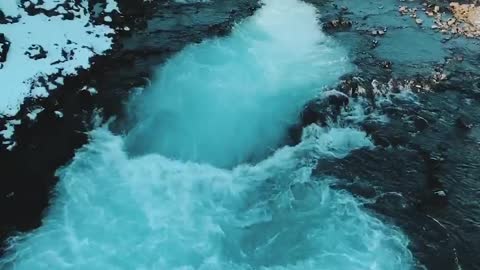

[0,0,414,269]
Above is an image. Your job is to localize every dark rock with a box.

[323,17,352,32]
[301,100,324,126]
[371,29,386,36]
[207,21,232,37]
[300,90,350,127]
[381,60,392,69]
[338,75,359,94]
[418,150,447,205]
[414,115,429,131]
[77,88,96,110]
[369,192,411,216]
[361,120,410,147]
[287,124,303,146]
[325,89,349,108]
[0,9,20,24]
[419,189,448,208]
[63,12,75,21]
[455,115,473,130]
[290,90,350,145]
[334,180,377,199]
[25,44,48,60]
[0,34,11,63]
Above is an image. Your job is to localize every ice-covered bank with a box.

[0,0,119,143]
[1,0,414,269]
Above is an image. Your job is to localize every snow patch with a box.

[0,0,118,116]
[105,0,120,13]
[54,110,63,118]
[0,0,21,17]
[0,119,21,142]
[26,107,44,120]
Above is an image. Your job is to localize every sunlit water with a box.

[1,0,414,269]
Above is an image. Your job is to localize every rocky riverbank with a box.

[294,0,480,269]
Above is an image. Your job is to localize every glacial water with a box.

[0,0,414,269]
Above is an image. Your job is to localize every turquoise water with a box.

[126,0,351,168]
[0,0,414,269]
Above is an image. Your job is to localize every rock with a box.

[434,190,447,197]
[361,120,410,147]
[456,115,473,129]
[25,44,48,60]
[206,21,232,36]
[421,189,448,207]
[77,88,96,110]
[381,61,392,69]
[343,181,377,199]
[414,115,429,131]
[0,9,20,24]
[287,124,303,146]
[324,90,349,108]
[323,17,352,31]
[300,90,350,127]
[300,100,325,126]
[0,34,11,63]
[371,29,386,36]
[370,192,411,215]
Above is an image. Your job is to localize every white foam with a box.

[127,0,351,167]
[104,0,120,13]
[0,125,412,270]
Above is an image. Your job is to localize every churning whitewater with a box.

[1,0,414,269]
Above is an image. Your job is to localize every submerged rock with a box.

[323,17,352,32]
